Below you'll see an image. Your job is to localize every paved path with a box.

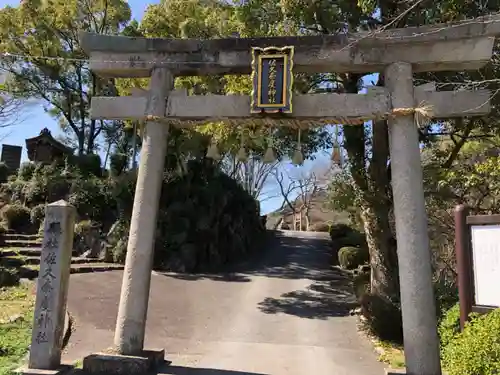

[64,232,385,375]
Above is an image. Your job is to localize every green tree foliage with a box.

[0,0,131,155]
[1,161,116,227]
[132,0,332,164]
[153,159,266,271]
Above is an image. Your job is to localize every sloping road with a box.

[64,231,385,375]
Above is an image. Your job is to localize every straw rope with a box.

[142,102,434,128]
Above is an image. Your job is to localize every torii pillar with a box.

[113,67,173,355]
[386,62,441,375]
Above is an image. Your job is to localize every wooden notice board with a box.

[455,205,500,330]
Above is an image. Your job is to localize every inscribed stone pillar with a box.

[384,62,442,375]
[114,68,173,355]
[29,200,76,370]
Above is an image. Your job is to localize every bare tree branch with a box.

[272,164,332,230]
[0,91,27,128]
[219,154,279,202]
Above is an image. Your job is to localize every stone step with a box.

[13,248,42,256]
[1,248,79,257]
[3,239,43,248]
[69,263,125,274]
[3,234,41,241]
[0,255,104,266]
[0,249,18,257]
[70,258,105,265]
[0,256,25,267]
[19,263,125,279]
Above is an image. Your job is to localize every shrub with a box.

[110,172,137,217]
[153,160,265,272]
[339,231,367,248]
[442,308,500,375]
[438,303,461,351]
[0,204,31,232]
[0,192,9,204]
[30,204,46,226]
[105,219,130,263]
[353,269,370,300]
[309,222,330,232]
[75,153,102,176]
[0,266,20,287]
[68,177,115,224]
[329,223,354,239]
[0,162,9,183]
[331,229,367,257]
[360,293,403,344]
[113,238,128,263]
[17,162,36,180]
[1,179,25,203]
[338,246,369,269]
[74,220,94,235]
[110,153,128,176]
[434,278,459,319]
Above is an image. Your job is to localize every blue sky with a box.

[0,0,373,215]
[0,0,159,162]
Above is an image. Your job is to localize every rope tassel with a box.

[292,128,304,166]
[236,146,248,162]
[331,125,342,166]
[263,137,276,164]
[206,140,221,160]
[331,147,341,165]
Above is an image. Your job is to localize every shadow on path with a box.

[155,233,357,319]
[159,365,268,375]
[154,272,252,283]
[156,234,334,282]
[258,270,357,319]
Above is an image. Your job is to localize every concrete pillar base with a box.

[82,348,165,375]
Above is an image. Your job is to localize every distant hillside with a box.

[265,189,350,230]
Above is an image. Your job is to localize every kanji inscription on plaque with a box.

[251,46,294,114]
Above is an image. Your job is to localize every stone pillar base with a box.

[16,364,73,375]
[83,349,165,375]
[385,369,407,375]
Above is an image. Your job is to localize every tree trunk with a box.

[342,73,400,301]
[361,200,399,300]
[77,130,85,156]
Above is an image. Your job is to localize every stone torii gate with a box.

[80,15,500,375]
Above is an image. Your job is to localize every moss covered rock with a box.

[0,204,31,232]
[338,246,369,269]
[0,266,20,287]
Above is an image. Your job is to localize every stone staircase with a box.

[0,233,124,279]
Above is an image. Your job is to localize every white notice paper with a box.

[470,225,500,307]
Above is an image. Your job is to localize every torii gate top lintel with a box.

[80,14,500,78]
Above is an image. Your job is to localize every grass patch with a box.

[73,359,83,369]
[376,340,405,369]
[0,282,35,375]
